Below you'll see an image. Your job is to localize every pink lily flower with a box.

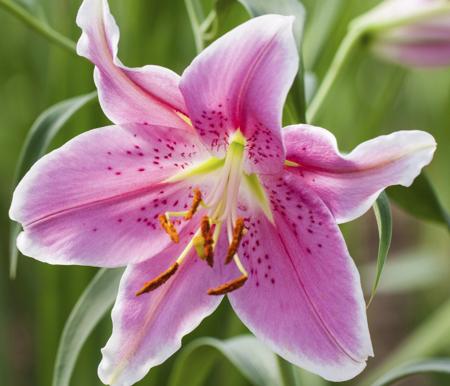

[357,0,450,67]
[10,0,436,385]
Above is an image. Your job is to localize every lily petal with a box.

[10,124,211,267]
[180,15,298,173]
[99,230,235,386]
[77,0,189,127]
[284,125,436,223]
[229,174,372,381]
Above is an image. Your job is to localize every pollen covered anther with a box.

[135,262,179,296]
[207,274,248,296]
[225,218,246,264]
[201,216,214,267]
[185,188,202,220]
[159,214,179,243]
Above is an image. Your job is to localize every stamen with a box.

[185,188,202,220]
[201,216,214,267]
[225,218,245,264]
[159,214,179,243]
[207,275,248,296]
[135,262,179,296]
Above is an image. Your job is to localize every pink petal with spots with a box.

[99,229,236,386]
[229,174,372,381]
[180,15,298,173]
[10,124,211,267]
[284,125,436,223]
[77,0,189,127]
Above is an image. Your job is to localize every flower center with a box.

[136,132,252,297]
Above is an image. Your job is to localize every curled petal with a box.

[10,124,211,267]
[98,231,235,385]
[284,125,436,223]
[180,15,298,173]
[77,0,189,127]
[229,175,372,381]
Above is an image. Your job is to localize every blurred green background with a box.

[0,0,449,385]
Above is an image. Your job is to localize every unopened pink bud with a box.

[356,0,450,68]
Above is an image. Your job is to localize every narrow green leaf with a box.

[168,336,284,386]
[9,92,97,278]
[52,268,123,386]
[0,0,77,53]
[367,191,392,307]
[387,173,450,230]
[184,0,206,53]
[14,0,46,21]
[370,358,450,386]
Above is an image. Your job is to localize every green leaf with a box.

[9,92,97,278]
[168,335,284,386]
[387,173,450,230]
[52,268,123,386]
[370,358,450,386]
[367,191,392,307]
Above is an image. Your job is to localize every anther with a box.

[201,216,214,267]
[225,218,245,264]
[207,274,248,296]
[159,214,179,243]
[135,262,179,296]
[185,188,202,220]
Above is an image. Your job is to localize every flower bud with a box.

[354,0,450,68]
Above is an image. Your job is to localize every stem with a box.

[360,298,450,386]
[184,0,204,54]
[306,29,361,124]
[200,9,217,34]
[0,0,76,54]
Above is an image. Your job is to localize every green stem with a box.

[200,9,217,34]
[184,0,204,54]
[0,0,76,54]
[306,29,361,124]
[360,298,450,386]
